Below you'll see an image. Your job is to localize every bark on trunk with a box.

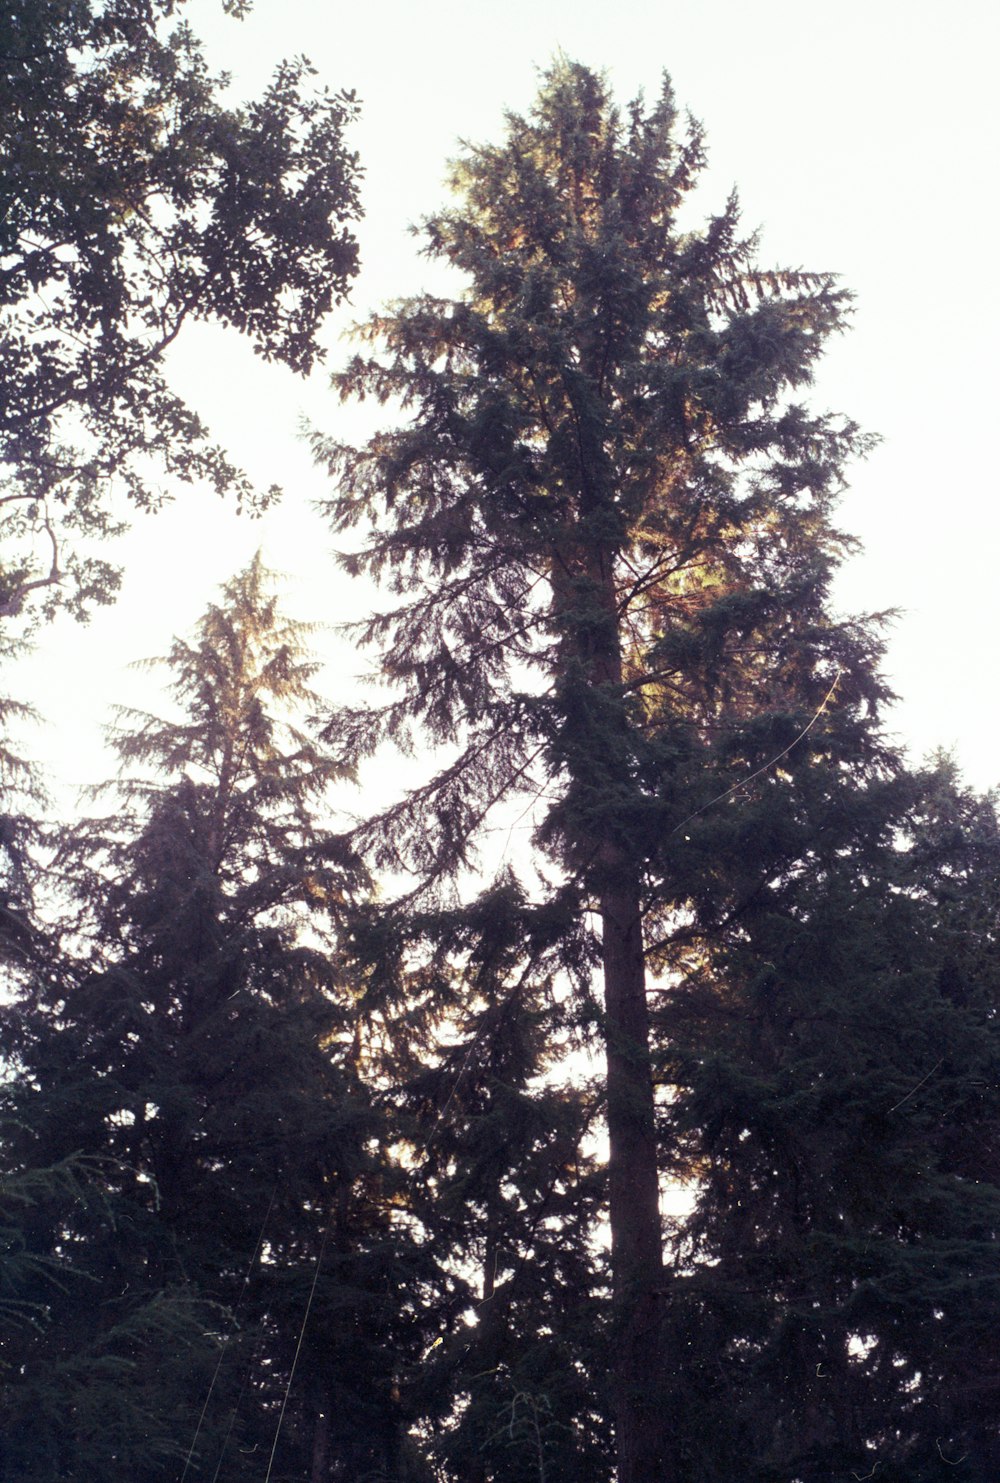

[555,545,667,1483]
[601,874,666,1483]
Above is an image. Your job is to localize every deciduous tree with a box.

[0,0,360,632]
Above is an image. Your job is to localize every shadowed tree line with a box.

[1,15,998,1481]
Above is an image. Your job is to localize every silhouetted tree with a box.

[0,560,423,1480]
[1,0,360,632]
[316,58,886,1482]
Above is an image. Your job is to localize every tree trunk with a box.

[465,1206,500,1483]
[601,872,666,1483]
[559,546,667,1483]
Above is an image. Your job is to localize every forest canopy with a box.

[1,26,998,1483]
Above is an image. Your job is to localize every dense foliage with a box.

[0,0,360,631]
[0,561,423,1479]
[656,762,1000,1481]
[314,57,894,1483]
[1,48,997,1483]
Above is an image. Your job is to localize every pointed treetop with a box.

[108,552,342,800]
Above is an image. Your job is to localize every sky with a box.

[13,0,1000,807]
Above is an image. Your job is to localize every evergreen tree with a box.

[348,879,611,1483]
[655,761,1000,1481]
[1,558,422,1479]
[0,697,41,976]
[314,59,886,1482]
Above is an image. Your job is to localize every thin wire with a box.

[263,1214,333,1483]
[210,1360,251,1483]
[887,1059,943,1114]
[667,668,843,840]
[179,1186,277,1483]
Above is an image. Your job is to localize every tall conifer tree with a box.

[1,559,423,1479]
[316,60,887,1482]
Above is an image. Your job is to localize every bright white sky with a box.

[14,0,1000,809]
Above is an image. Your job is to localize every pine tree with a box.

[314,60,887,1482]
[1,558,422,1479]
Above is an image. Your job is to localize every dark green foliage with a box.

[348,879,612,1483]
[0,0,360,631]
[0,1089,232,1479]
[315,58,890,1482]
[316,55,882,881]
[0,560,420,1480]
[3,43,997,1483]
[656,761,1000,1480]
[0,754,39,978]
